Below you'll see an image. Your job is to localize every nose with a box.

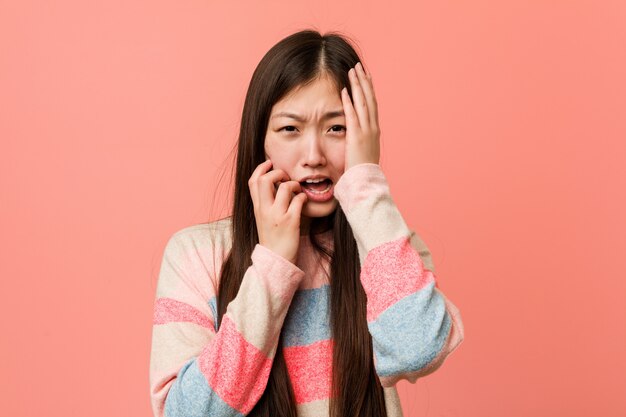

[301,132,326,167]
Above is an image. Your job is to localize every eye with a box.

[279,126,298,133]
[329,125,346,133]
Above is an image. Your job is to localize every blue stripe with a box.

[165,357,244,417]
[282,284,331,347]
[367,282,452,377]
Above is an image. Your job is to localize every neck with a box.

[300,214,332,236]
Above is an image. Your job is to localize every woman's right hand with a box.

[248,159,308,265]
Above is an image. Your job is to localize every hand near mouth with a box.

[250,159,308,265]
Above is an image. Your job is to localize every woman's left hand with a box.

[341,61,381,170]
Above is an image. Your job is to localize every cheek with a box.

[332,143,346,169]
[264,139,279,162]
[264,136,274,158]
[263,150,296,179]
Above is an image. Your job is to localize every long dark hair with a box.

[215,29,387,417]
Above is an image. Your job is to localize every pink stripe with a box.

[361,236,436,322]
[283,339,334,404]
[153,297,213,329]
[198,314,273,414]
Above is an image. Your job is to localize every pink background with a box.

[1,1,625,416]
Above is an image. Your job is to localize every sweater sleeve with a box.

[333,163,465,388]
[149,230,305,417]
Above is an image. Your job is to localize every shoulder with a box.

[168,216,233,249]
[162,216,234,287]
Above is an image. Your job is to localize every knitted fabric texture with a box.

[149,163,465,417]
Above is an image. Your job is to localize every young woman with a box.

[150,29,464,417]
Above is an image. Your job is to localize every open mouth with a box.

[300,178,333,193]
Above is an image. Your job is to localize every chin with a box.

[301,199,338,218]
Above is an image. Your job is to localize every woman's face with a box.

[264,74,346,220]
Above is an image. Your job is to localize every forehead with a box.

[271,76,341,113]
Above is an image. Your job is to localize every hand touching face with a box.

[264,74,345,219]
[262,62,382,222]
[340,62,381,170]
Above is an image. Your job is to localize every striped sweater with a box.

[149,163,465,417]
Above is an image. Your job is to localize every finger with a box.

[341,87,359,135]
[287,191,308,218]
[258,168,290,209]
[348,66,370,128]
[249,159,273,210]
[250,159,273,183]
[273,181,302,212]
[355,62,379,130]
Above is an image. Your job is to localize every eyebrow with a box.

[271,110,345,122]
